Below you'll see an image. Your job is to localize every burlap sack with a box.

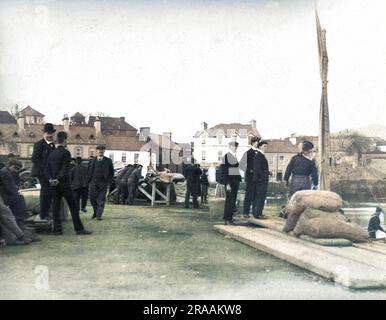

[286,190,342,215]
[293,210,368,243]
[283,213,301,233]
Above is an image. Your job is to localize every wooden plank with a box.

[155,189,167,201]
[214,225,386,289]
[138,187,153,201]
[151,182,156,207]
[166,184,171,206]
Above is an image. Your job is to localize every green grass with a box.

[2,202,386,299]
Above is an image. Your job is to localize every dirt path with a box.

[1,204,386,299]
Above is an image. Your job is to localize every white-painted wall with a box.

[106,150,156,172]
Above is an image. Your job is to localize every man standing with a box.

[239,136,261,218]
[253,141,270,219]
[222,141,241,225]
[284,141,318,197]
[69,157,89,212]
[45,132,91,235]
[88,145,114,220]
[126,164,143,205]
[184,161,202,209]
[200,169,209,204]
[31,123,56,220]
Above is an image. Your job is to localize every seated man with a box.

[368,207,386,240]
[0,194,30,245]
[0,159,29,227]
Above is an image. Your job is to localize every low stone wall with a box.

[331,180,386,202]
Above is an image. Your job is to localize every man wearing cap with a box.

[31,123,56,220]
[45,131,91,235]
[284,140,319,197]
[69,157,89,212]
[221,141,241,225]
[253,141,270,219]
[184,160,202,209]
[88,145,114,220]
[239,136,261,218]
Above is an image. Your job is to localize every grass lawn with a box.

[1,203,386,299]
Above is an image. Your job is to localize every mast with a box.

[316,8,331,191]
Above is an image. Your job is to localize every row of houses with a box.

[192,120,386,182]
[0,106,192,173]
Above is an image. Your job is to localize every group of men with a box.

[220,137,319,225]
[31,123,115,235]
[113,164,143,205]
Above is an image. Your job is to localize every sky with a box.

[0,0,385,142]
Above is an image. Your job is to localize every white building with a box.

[192,120,261,182]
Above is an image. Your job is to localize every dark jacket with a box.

[87,156,114,183]
[122,167,135,184]
[69,163,89,190]
[368,214,385,239]
[44,146,72,183]
[127,167,143,184]
[222,152,241,185]
[284,153,318,185]
[184,165,202,184]
[252,151,269,183]
[31,139,56,177]
[240,148,259,181]
[200,172,209,186]
[0,167,19,205]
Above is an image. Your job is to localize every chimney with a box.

[63,114,70,132]
[94,116,102,136]
[139,127,150,141]
[201,122,208,131]
[250,119,256,129]
[163,132,172,142]
[289,133,297,145]
[17,116,25,134]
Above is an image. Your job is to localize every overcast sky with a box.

[1,0,385,142]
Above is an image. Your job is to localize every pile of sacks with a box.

[283,190,368,243]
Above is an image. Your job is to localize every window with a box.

[202,139,206,145]
[13,132,19,138]
[202,151,206,161]
[109,153,114,162]
[28,145,34,156]
[89,135,95,142]
[218,150,223,161]
[268,156,274,165]
[75,147,83,158]
[76,134,81,140]
[279,155,285,165]
[134,153,139,164]
[218,134,223,145]
[122,153,127,163]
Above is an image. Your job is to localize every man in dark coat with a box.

[253,141,270,219]
[0,159,29,226]
[126,164,143,205]
[284,141,318,197]
[200,169,209,204]
[239,136,261,218]
[69,157,89,212]
[88,145,114,220]
[45,131,91,235]
[184,161,202,209]
[222,141,241,224]
[368,207,386,240]
[31,123,56,220]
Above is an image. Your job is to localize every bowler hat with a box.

[96,145,106,150]
[43,123,56,133]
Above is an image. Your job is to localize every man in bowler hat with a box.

[45,131,91,235]
[88,145,114,220]
[31,123,56,220]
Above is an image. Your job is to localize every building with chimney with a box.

[192,120,261,167]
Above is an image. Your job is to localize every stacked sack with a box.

[282,190,368,243]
